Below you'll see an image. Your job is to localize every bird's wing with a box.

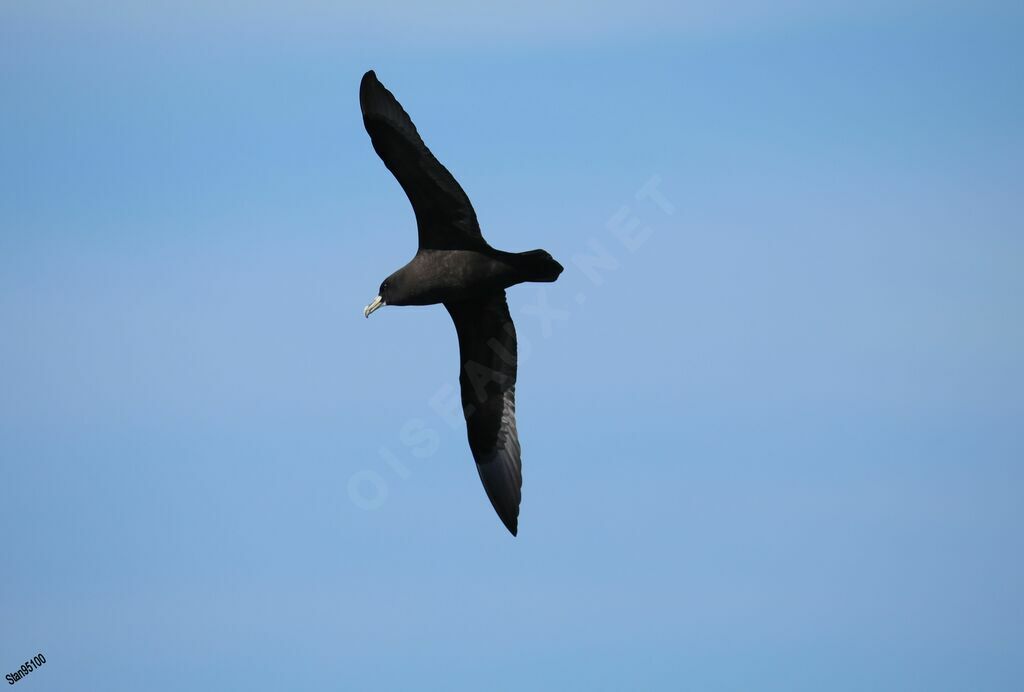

[360,70,486,251]
[444,292,522,536]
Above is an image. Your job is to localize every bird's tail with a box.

[513,249,564,283]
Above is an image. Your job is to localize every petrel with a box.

[359,70,563,536]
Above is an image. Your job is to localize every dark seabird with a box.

[359,70,563,536]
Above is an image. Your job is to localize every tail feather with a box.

[515,249,563,283]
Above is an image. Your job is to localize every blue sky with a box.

[1,2,1022,690]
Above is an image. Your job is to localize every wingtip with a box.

[359,70,379,102]
[489,499,518,536]
[478,465,521,537]
[498,501,520,536]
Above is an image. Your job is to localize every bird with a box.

[358,70,563,536]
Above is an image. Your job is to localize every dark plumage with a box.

[358,70,563,536]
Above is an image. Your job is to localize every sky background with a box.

[2,2,1023,690]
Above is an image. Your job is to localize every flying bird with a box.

[358,70,563,536]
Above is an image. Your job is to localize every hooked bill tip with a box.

[364,295,384,318]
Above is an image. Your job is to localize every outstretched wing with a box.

[360,70,486,251]
[444,292,522,536]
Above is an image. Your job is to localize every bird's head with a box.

[364,270,414,318]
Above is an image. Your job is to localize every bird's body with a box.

[386,248,560,305]
[358,70,562,535]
